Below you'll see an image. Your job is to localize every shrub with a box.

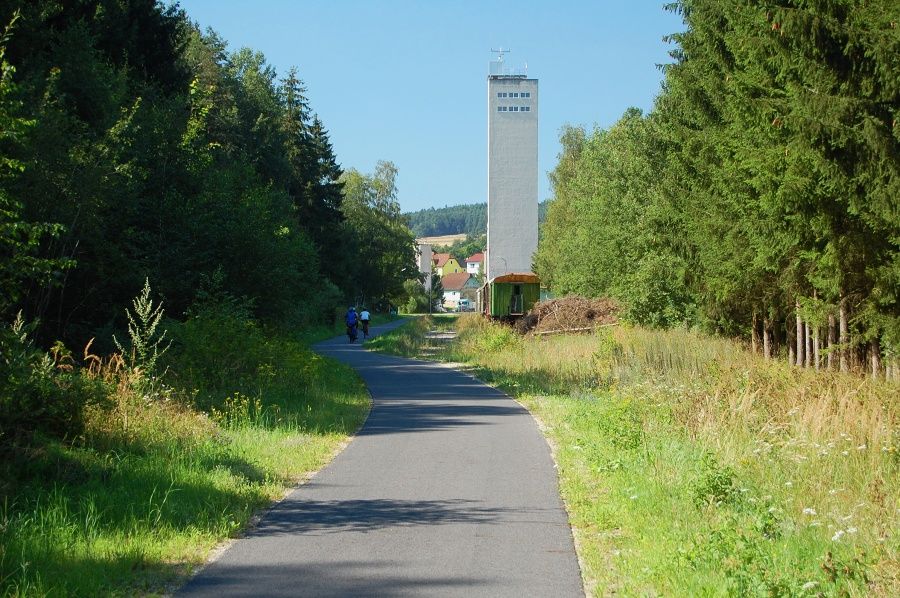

[0,314,106,446]
[167,291,276,395]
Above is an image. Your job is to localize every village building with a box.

[432,253,464,277]
[465,252,484,275]
[440,272,480,311]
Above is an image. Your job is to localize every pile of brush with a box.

[516,296,619,335]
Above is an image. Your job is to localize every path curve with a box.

[179,319,583,597]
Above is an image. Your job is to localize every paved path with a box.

[180,319,582,597]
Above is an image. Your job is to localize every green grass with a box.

[364,314,454,357]
[370,315,899,597]
[0,335,370,597]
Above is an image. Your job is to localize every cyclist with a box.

[359,307,371,339]
[345,307,359,342]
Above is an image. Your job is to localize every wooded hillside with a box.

[405,200,550,237]
[536,0,899,375]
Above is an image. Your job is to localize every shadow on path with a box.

[248,497,512,536]
[181,559,492,598]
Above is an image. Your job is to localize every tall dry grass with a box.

[430,315,899,594]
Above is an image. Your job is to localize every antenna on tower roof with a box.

[490,47,510,63]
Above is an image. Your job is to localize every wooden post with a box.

[796,303,804,367]
[763,317,771,359]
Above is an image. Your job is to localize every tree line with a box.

[0,0,416,351]
[405,200,550,238]
[536,0,899,376]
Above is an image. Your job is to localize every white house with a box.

[465,252,484,275]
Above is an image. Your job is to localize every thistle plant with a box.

[114,278,171,395]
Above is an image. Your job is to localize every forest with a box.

[1,0,417,471]
[0,1,416,345]
[536,0,899,375]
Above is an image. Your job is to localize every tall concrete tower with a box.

[486,53,538,281]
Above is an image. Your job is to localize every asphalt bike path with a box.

[179,319,583,597]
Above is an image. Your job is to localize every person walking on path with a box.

[359,307,371,339]
[345,306,359,342]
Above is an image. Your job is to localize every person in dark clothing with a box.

[345,307,359,342]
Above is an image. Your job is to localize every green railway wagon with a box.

[478,273,541,319]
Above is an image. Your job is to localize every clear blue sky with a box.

[177,1,684,213]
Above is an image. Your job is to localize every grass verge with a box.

[1,331,369,596]
[370,314,899,596]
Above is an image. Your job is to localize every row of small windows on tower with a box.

[497,106,531,112]
[496,91,531,98]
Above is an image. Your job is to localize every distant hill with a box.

[405,201,550,237]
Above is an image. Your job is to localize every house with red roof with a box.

[432,253,464,277]
[440,272,479,310]
[465,252,484,276]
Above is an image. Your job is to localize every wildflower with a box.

[768,507,777,513]
[629,494,638,500]
[841,450,849,456]
[801,581,817,591]
[832,530,845,541]
[857,444,866,450]
[784,481,793,487]
[847,526,858,534]
[802,507,817,516]
[809,521,821,527]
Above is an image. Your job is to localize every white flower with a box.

[847,526,858,534]
[832,530,845,541]
[784,481,793,487]
[857,444,867,450]
[801,581,817,591]
[841,450,849,456]
[802,507,817,516]
[629,494,638,500]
